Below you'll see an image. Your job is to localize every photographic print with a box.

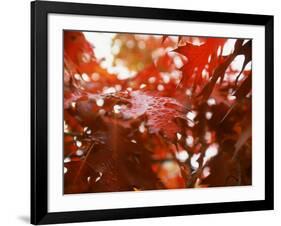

[63,31,252,194]
[31,1,273,224]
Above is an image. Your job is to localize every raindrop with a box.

[83,127,88,132]
[217,46,222,56]
[148,77,156,84]
[205,143,219,158]
[76,140,82,147]
[188,121,195,127]
[115,84,122,91]
[81,73,90,82]
[76,149,84,156]
[174,56,183,68]
[203,143,219,166]
[186,111,197,121]
[96,98,104,107]
[71,102,76,108]
[190,153,201,170]
[176,150,189,162]
[204,131,212,143]
[202,68,209,79]
[98,109,106,115]
[113,105,122,114]
[138,122,146,133]
[91,72,100,81]
[208,54,212,63]
[95,172,103,182]
[133,187,141,191]
[205,112,213,120]
[162,74,170,84]
[207,98,216,106]
[64,121,69,132]
[157,84,164,91]
[176,133,182,140]
[185,89,192,97]
[74,73,81,80]
[202,167,211,178]
[64,157,71,163]
[186,135,194,147]
[227,95,236,101]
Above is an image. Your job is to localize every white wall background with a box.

[0,0,279,225]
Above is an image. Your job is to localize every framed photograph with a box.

[31,0,274,224]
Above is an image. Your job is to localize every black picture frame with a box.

[31,0,274,224]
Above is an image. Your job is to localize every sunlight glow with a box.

[96,98,104,107]
[190,153,201,170]
[82,73,90,82]
[176,150,189,162]
[207,98,216,106]
[176,132,182,140]
[76,149,84,156]
[186,135,194,147]
[203,143,219,166]
[202,166,211,178]
[186,111,197,121]
[76,140,82,147]
[138,122,146,133]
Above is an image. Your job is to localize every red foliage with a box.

[174,37,227,88]
[63,31,252,194]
